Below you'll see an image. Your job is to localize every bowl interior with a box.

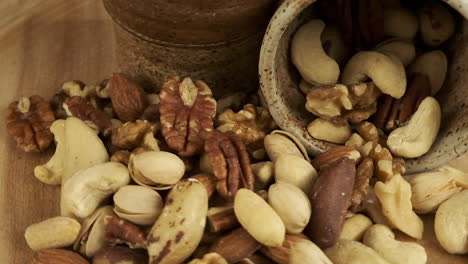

[259,0,468,173]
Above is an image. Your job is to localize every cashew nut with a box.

[25,216,81,251]
[387,97,441,158]
[61,162,130,218]
[234,188,285,247]
[321,23,351,65]
[408,166,466,214]
[342,51,406,98]
[435,190,468,254]
[274,154,317,194]
[384,8,419,39]
[339,214,373,241]
[374,174,424,239]
[363,224,427,264]
[408,51,448,95]
[291,19,340,85]
[418,1,456,47]
[325,240,390,264]
[147,179,208,264]
[375,38,416,67]
[34,117,109,185]
[268,182,311,234]
[307,118,351,144]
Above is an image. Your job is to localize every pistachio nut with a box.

[25,216,81,251]
[264,130,310,162]
[268,182,311,234]
[274,154,317,194]
[251,161,274,190]
[61,162,130,218]
[234,188,285,247]
[113,185,164,226]
[147,179,208,264]
[408,51,447,95]
[74,206,116,257]
[408,166,467,214]
[129,151,185,190]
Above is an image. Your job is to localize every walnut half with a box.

[6,96,55,152]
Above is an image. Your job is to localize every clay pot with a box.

[103,0,277,97]
[259,0,468,172]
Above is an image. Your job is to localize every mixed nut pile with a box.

[4,0,468,263]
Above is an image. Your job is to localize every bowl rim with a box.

[259,0,468,173]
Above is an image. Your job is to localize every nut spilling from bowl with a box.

[10,70,467,263]
[5,1,468,263]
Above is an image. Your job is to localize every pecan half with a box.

[6,96,55,152]
[374,73,431,131]
[109,73,148,122]
[104,216,146,249]
[204,131,255,201]
[64,96,112,134]
[160,77,217,157]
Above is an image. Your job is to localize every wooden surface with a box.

[0,0,466,263]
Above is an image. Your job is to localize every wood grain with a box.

[0,0,466,263]
[0,0,117,262]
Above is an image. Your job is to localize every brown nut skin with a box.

[64,96,112,134]
[109,73,148,122]
[93,247,147,264]
[31,249,89,264]
[209,227,261,263]
[307,157,356,248]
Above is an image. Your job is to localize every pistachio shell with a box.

[234,188,285,246]
[74,206,115,257]
[86,206,116,257]
[268,182,311,234]
[131,151,185,185]
[274,154,317,194]
[113,209,159,226]
[265,130,310,162]
[147,179,208,264]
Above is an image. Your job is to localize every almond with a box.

[30,249,89,264]
[109,73,148,122]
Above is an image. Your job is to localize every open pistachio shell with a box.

[128,153,176,190]
[74,206,115,257]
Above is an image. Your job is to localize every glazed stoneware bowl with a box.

[259,0,468,173]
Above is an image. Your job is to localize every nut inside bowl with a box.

[259,0,468,173]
